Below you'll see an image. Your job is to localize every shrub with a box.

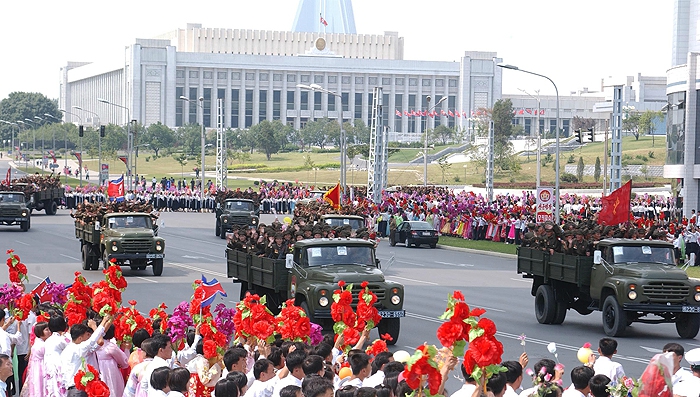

[567,154,576,164]
[560,173,579,183]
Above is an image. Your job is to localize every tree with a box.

[178,124,202,155]
[572,116,595,131]
[437,157,451,183]
[252,120,287,160]
[174,153,188,178]
[343,119,370,145]
[143,122,175,156]
[0,92,61,143]
[594,156,601,183]
[300,118,339,149]
[577,156,585,182]
[638,110,663,147]
[492,99,514,147]
[432,125,454,145]
[622,111,641,139]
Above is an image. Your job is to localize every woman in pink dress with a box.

[44,315,70,397]
[97,324,130,397]
[20,321,51,397]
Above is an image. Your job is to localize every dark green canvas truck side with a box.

[226,238,405,343]
[12,183,63,215]
[517,238,700,338]
[75,212,165,276]
[0,192,31,231]
[215,198,259,239]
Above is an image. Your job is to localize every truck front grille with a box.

[642,282,690,303]
[121,239,152,253]
[229,216,251,226]
[350,285,386,308]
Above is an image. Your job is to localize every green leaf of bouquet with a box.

[468,328,484,342]
[452,340,466,357]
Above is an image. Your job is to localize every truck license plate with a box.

[682,306,700,313]
[378,310,405,318]
[146,254,164,259]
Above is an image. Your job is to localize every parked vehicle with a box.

[391,221,438,248]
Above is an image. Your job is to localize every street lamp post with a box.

[0,120,18,159]
[518,88,542,188]
[34,116,46,161]
[44,113,60,153]
[180,96,206,209]
[73,106,103,185]
[297,84,346,195]
[98,98,132,189]
[498,63,561,223]
[423,96,448,186]
[59,109,83,185]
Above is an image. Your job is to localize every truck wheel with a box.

[602,295,627,336]
[676,313,700,339]
[90,251,100,271]
[102,251,110,270]
[535,285,556,324]
[300,301,314,323]
[81,245,90,271]
[216,221,221,236]
[20,219,29,232]
[378,318,400,345]
[46,201,57,215]
[220,225,226,239]
[152,259,164,276]
[551,301,567,324]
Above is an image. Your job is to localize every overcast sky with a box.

[1,0,673,101]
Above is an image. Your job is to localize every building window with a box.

[328,76,337,84]
[217,88,226,126]
[328,93,336,112]
[300,91,309,111]
[245,73,255,81]
[188,87,198,124]
[342,76,351,84]
[448,96,456,128]
[175,87,184,126]
[396,78,404,86]
[287,91,295,110]
[287,74,296,83]
[355,77,364,85]
[301,75,310,83]
[342,93,349,111]
[273,90,281,120]
[203,71,213,79]
[367,92,374,126]
[314,75,324,84]
[176,70,185,78]
[273,74,282,82]
[422,79,431,87]
[667,91,686,165]
[562,119,570,136]
[354,93,363,120]
[409,78,418,86]
[245,90,253,128]
[259,90,267,123]
[231,89,240,128]
[189,71,199,79]
[369,77,377,85]
[232,72,241,80]
[549,119,557,134]
[259,73,269,82]
[217,72,227,80]
[314,92,322,111]
[448,79,458,87]
[382,93,389,129]
[408,94,416,133]
[203,88,212,127]
[395,94,403,133]
[382,77,391,85]
[435,79,444,87]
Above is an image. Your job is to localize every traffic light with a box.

[575,129,582,143]
[100,125,105,138]
[587,127,594,142]
[78,125,84,137]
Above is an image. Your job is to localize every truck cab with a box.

[216,198,259,238]
[0,192,30,231]
[319,214,366,233]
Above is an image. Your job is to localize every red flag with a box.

[403,110,409,116]
[48,150,57,163]
[410,110,417,117]
[30,277,52,304]
[526,108,532,114]
[107,175,125,200]
[597,180,632,225]
[518,109,524,115]
[320,15,328,26]
[200,275,227,307]
[462,111,467,117]
[456,111,461,118]
[74,152,82,164]
[448,110,454,117]
[4,168,10,185]
[323,182,341,209]
[395,109,401,117]
[540,109,545,115]
[118,155,128,165]
[440,109,447,116]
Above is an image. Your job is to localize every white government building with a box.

[59,21,502,143]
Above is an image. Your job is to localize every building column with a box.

[685,53,699,217]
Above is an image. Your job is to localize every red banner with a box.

[323,183,341,209]
[598,180,632,225]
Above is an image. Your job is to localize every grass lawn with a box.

[686,266,700,279]
[437,236,517,255]
[387,144,452,163]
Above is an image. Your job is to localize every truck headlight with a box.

[695,293,700,302]
[319,297,329,307]
[21,211,27,217]
[156,242,163,251]
[252,218,258,224]
[391,295,401,305]
[111,244,118,252]
[223,218,228,223]
[628,284,637,300]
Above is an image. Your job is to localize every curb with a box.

[436,244,517,259]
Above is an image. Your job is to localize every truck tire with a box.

[152,259,164,276]
[20,218,29,232]
[46,201,57,215]
[90,251,99,271]
[602,295,627,336]
[102,251,110,270]
[300,301,314,323]
[220,225,227,239]
[378,318,400,345]
[535,285,556,324]
[551,301,567,325]
[676,313,700,339]
[81,245,90,271]
[216,221,221,236]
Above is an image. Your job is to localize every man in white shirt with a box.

[592,338,625,385]
[502,361,523,397]
[664,342,696,388]
[673,347,700,397]
[0,312,22,357]
[0,354,13,397]
[363,352,393,388]
[272,350,306,397]
[337,352,371,388]
[561,366,594,397]
[450,363,477,397]
[244,359,277,397]
[143,334,174,395]
[60,315,111,389]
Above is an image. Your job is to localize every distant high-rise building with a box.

[292,0,356,34]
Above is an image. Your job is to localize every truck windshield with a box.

[323,218,364,230]
[0,194,24,203]
[306,246,374,266]
[109,216,152,229]
[612,245,675,265]
[226,201,254,211]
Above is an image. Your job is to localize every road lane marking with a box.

[180,254,216,262]
[405,313,650,364]
[169,247,223,259]
[60,254,81,261]
[388,276,438,285]
[639,346,663,353]
[440,299,505,313]
[510,278,532,283]
[14,240,29,246]
[435,261,474,267]
[167,262,227,278]
[135,277,158,283]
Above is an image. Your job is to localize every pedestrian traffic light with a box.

[100,125,105,138]
[587,127,594,142]
[79,125,84,137]
[575,129,582,143]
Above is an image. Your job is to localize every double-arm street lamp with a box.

[498,63,561,223]
[179,96,206,208]
[423,96,448,186]
[97,98,133,188]
[296,83,346,194]
[34,116,46,158]
[73,106,103,185]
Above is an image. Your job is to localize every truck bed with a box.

[75,220,100,244]
[517,247,593,287]
[226,249,289,292]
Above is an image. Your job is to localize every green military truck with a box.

[517,239,700,338]
[0,191,31,231]
[75,212,165,275]
[216,198,259,239]
[226,238,405,343]
[11,183,64,215]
